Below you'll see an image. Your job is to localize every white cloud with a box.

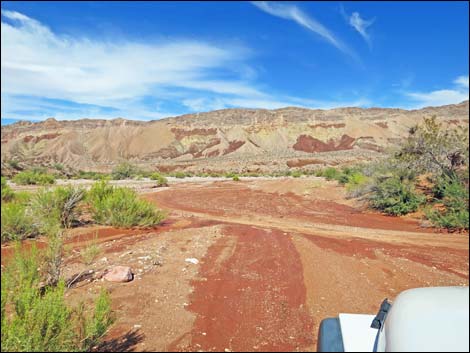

[0,11,244,101]
[252,1,357,59]
[405,76,469,108]
[340,6,374,47]
[1,10,262,115]
[1,10,370,121]
[454,75,469,89]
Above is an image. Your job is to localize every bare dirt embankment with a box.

[2,177,467,352]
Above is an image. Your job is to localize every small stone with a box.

[103,266,133,282]
[185,258,199,265]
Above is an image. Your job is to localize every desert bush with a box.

[232,175,240,181]
[323,167,340,181]
[12,170,55,185]
[1,177,14,201]
[77,287,113,350]
[150,173,168,187]
[426,175,469,230]
[1,202,37,242]
[31,186,85,230]
[111,162,138,180]
[291,170,302,178]
[88,181,166,227]
[12,191,32,204]
[396,116,469,177]
[345,172,372,198]
[1,244,113,352]
[73,170,110,180]
[173,171,187,179]
[53,163,64,171]
[369,177,425,216]
[7,159,20,170]
[80,233,101,265]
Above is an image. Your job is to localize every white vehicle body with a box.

[318,286,469,352]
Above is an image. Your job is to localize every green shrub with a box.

[7,159,20,170]
[225,172,236,179]
[150,173,168,187]
[291,170,302,178]
[427,175,469,230]
[369,177,425,215]
[13,191,32,204]
[345,172,372,197]
[88,181,166,227]
[173,171,187,179]
[1,177,14,201]
[111,162,138,180]
[74,170,110,180]
[53,163,64,171]
[1,202,37,242]
[323,167,340,181]
[12,170,55,185]
[1,244,113,352]
[232,175,240,181]
[79,288,113,350]
[30,187,85,230]
[80,238,101,265]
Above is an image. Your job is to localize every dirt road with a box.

[5,177,467,351]
[143,178,468,351]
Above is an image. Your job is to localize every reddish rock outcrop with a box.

[171,128,217,140]
[293,134,355,153]
[286,158,325,168]
[309,123,346,129]
[223,140,245,155]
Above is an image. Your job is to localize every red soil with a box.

[171,225,314,352]
[3,178,468,352]
[152,185,434,233]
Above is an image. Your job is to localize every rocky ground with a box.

[2,177,468,352]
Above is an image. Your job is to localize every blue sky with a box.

[1,1,469,123]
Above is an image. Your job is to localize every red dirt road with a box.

[175,225,314,352]
[146,178,468,351]
[4,177,467,351]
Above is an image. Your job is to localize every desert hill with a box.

[1,100,468,174]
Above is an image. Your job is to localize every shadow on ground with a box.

[94,329,145,352]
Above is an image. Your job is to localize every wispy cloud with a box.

[1,9,370,120]
[340,5,374,47]
[405,75,469,108]
[0,10,263,119]
[252,1,357,60]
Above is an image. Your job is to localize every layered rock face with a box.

[1,101,468,173]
